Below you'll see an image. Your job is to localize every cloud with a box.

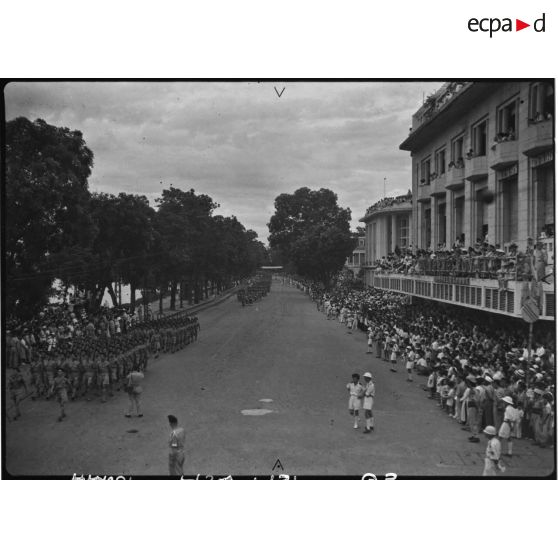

[4,80,442,241]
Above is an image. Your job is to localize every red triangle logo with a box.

[516,19,530,31]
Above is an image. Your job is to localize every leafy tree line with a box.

[5,117,268,319]
[267,187,357,288]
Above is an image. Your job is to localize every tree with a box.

[80,193,156,309]
[5,117,95,317]
[268,187,356,287]
[155,187,219,307]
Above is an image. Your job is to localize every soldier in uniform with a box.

[98,353,111,402]
[108,352,119,392]
[51,368,70,422]
[170,324,178,353]
[125,367,145,418]
[29,355,45,400]
[67,353,81,400]
[82,353,96,401]
[168,414,186,476]
[9,368,28,420]
[44,353,57,399]
[115,352,125,390]
[152,329,161,358]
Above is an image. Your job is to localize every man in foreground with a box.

[362,372,376,434]
[168,414,186,476]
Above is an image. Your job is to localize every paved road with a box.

[5,282,555,477]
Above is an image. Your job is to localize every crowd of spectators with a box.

[291,278,555,450]
[370,236,552,282]
[363,192,412,217]
[5,304,145,364]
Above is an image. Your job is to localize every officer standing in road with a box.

[168,414,186,476]
[362,372,376,434]
[125,367,145,418]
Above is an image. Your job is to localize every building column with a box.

[464,181,473,247]
[431,197,438,249]
[487,168,497,246]
[408,210,414,251]
[365,222,371,265]
[383,215,389,257]
[391,213,398,252]
[517,155,530,245]
[447,191,454,247]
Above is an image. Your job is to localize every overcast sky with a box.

[5,81,442,243]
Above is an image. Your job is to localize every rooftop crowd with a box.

[291,278,555,451]
[363,192,412,217]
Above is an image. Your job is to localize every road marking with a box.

[241,409,274,416]
[259,399,273,403]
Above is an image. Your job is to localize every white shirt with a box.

[347,382,364,398]
[485,437,501,461]
[364,381,375,398]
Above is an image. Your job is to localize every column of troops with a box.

[236,277,271,306]
[10,314,201,410]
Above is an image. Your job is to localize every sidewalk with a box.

[145,285,239,318]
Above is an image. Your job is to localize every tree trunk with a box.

[107,282,118,307]
[179,281,184,309]
[194,278,201,304]
[143,289,150,322]
[130,281,136,311]
[159,288,164,315]
[204,278,209,300]
[91,282,107,310]
[170,280,177,310]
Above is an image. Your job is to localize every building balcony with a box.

[490,140,519,170]
[464,155,488,181]
[417,181,432,202]
[522,118,553,156]
[445,165,465,190]
[365,271,555,320]
[430,173,446,195]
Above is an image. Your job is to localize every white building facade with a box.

[400,81,554,252]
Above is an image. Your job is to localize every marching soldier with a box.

[51,368,70,422]
[9,367,28,420]
[29,356,45,400]
[98,353,111,402]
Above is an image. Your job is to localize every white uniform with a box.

[363,381,375,410]
[483,437,501,476]
[498,405,519,439]
[347,381,364,410]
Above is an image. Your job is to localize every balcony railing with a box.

[490,139,519,170]
[465,155,488,180]
[523,117,553,156]
[445,164,465,190]
[364,267,555,320]
[430,173,447,195]
[367,254,550,282]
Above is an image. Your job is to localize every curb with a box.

[163,286,239,317]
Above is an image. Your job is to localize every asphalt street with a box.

[5,281,555,477]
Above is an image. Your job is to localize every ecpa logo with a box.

[468,12,546,37]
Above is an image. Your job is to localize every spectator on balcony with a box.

[534,242,548,282]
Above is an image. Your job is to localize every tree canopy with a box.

[268,187,356,286]
[5,117,268,318]
[5,117,96,315]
